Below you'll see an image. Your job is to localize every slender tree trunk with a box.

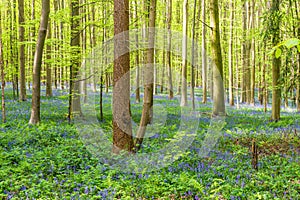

[297,59,300,111]
[263,45,267,112]
[167,0,173,99]
[46,21,52,97]
[228,0,234,106]
[235,32,240,109]
[191,0,197,110]
[181,0,188,107]
[90,4,97,93]
[99,2,107,121]
[250,0,255,105]
[0,11,6,123]
[271,0,281,121]
[59,0,65,90]
[81,0,87,103]
[210,0,225,116]
[113,0,134,154]
[29,0,50,124]
[12,0,19,99]
[202,0,207,104]
[18,0,26,101]
[135,0,156,151]
[29,0,36,91]
[134,0,140,103]
[68,0,82,121]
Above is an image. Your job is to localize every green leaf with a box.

[298,45,300,53]
[275,48,282,58]
[284,38,300,49]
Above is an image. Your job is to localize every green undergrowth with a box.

[0,88,300,199]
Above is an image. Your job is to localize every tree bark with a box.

[180,0,188,107]
[18,0,26,101]
[271,0,281,121]
[228,0,234,106]
[134,0,140,103]
[46,20,52,97]
[135,0,156,151]
[113,0,134,154]
[210,0,225,116]
[29,0,50,124]
[167,0,173,99]
[68,0,82,121]
[0,11,6,123]
[191,0,197,110]
[250,0,256,105]
[202,0,207,104]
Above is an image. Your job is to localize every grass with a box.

[0,87,300,199]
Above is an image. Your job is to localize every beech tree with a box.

[29,0,50,124]
[68,0,82,121]
[113,0,134,154]
[201,0,207,104]
[180,0,188,107]
[210,0,225,116]
[270,0,281,121]
[166,0,173,99]
[0,9,5,123]
[135,0,157,151]
[18,0,26,101]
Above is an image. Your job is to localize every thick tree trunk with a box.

[18,0,26,101]
[180,0,188,107]
[135,0,156,151]
[113,0,134,154]
[29,0,50,124]
[210,0,225,116]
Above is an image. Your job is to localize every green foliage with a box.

[269,38,300,58]
[1,88,300,199]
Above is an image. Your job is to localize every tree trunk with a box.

[68,0,82,121]
[271,0,281,121]
[81,0,87,103]
[113,0,134,154]
[0,11,6,123]
[90,4,97,93]
[180,0,188,107]
[202,0,207,104]
[135,0,156,152]
[18,0,26,101]
[134,0,140,103]
[210,0,225,116]
[191,0,197,110]
[29,0,50,124]
[228,0,234,106]
[167,0,173,99]
[46,20,52,97]
[250,0,255,105]
[59,0,65,90]
[263,45,267,113]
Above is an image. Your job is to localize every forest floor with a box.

[1,87,300,199]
